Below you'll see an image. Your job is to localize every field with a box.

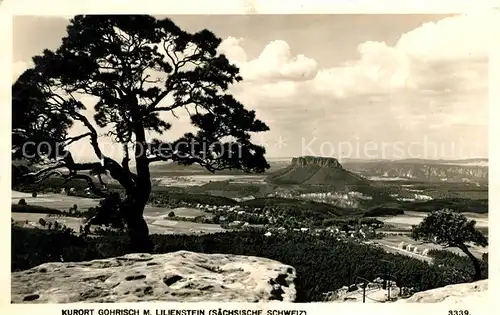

[372,234,488,259]
[146,158,290,176]
[372,211,488,259]
[11,191,99,210]
[11,191,222,235]
[12,213,85,232]
[154,174,266,187]
[368,239,433,263]
[144,206,211,218]
[377,211,488,230]
[146,219,224,235]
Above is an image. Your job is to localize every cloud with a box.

[216,11,494,158]
[219,38,318,82]
[13,12,493,160]
[310,11,494,98]
[218,36,248,63]
[395,11,492,62]
[219,11,493,100]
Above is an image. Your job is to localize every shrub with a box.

[168,211,175,218]
[12,227,93,270]
[18,198,27,206]
[428,249,488,284]
[412,209,488,281]
[363,206,404,217]
[12,204,63,215]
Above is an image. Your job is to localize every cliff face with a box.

[291,156,343,169]
[343,162,488,182]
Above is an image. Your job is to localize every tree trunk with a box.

[126,115,152,254]
[122,197,153,254]
[458,243,482,281]
[125,213,152,253]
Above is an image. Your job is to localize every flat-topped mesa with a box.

[291,156,344,169]
[268,155,366,185]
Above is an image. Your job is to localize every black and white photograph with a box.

[8,6,493,308]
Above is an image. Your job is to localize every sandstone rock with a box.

[291,156,343,168]
[11,251,296,303]
[398,280,488,303]
[324,280,488,303]
[342,161,488,182]
[324,283,400,303]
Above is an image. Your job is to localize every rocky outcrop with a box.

[344,161,488,183]
[324,280,488,303]
[291,156,343,169]
[11,251,296,303]
[324,283,401,303]
[267,156,368,186]
[398,280,488,303]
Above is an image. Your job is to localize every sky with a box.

[12,12,493,162]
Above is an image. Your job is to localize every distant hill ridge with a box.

[266,156,369,186]
[343,160,488,182]
[341,158,488,168]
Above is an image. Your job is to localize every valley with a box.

[12,156,489,261]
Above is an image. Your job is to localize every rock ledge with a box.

[291,156,343,168]
[11,251,296,303]
[398,280,488,303]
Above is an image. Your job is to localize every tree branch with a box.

[64,132,93,146]
[64,174,109,198]
[121,144,139,183]
[147,155,169,164]
[149,102,184,112]
[64,103,136,196]
[22,162,67,179]
[148,90,169,109]
[71,112,104,160]
[146,38,190,112]
[33,170,65,184]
